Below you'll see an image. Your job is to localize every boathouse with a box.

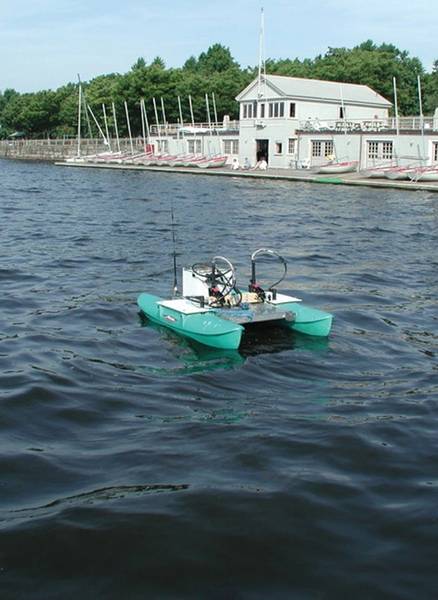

[236,74,392,168]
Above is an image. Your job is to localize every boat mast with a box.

[339,83,347,136]
[140,99,147,151]
[112,102,121,153]
[418,75,426,163]
[160,97,167,135]
[152,97,162,150]
[393,77,400,137]
[212,92,218,126]
[77,75,82,157]
[257,8,266,118]
[87,104,108,145]
[188,95,197,153]
[102,104,111,152]
[177,95,185,153]
[124,100,134,155]
[141,99,150,147]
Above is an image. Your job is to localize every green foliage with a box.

[0,41,436,138]
[266,41,426,115]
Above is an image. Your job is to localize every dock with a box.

[54,161,438,193]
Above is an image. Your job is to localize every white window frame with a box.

[311,140,333,158]
[433,142,438,163]
[157,140,169,153]
[367,140,393,161]
[288,138,297,155]
[268,102,285,119]
[223,139,239,154]
[188,139,202,154]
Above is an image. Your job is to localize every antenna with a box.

[170,202,178,296]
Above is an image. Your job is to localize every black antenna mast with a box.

[170,202,178,296]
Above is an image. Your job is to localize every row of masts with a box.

[76,76,221,158]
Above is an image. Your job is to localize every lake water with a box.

[1,158,437,598]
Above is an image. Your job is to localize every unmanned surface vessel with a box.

[137,249,333,350]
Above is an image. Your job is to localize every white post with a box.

[124,100,134,154]
[112,102,121,153]
[102,104,111,152]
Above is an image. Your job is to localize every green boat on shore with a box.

[138,249,333,350]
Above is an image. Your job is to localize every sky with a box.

[1,0,437,93]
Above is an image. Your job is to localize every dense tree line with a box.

[0,41,437,139]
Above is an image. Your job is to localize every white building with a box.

[236,74,392,168]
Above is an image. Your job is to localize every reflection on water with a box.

[138,313,330,374]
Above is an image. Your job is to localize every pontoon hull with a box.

[138,293,333,349]
[138,293,244,350]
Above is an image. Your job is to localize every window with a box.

[367,141,393,160]
[382,142,393,159]
[368,141,379,159]
[223,139,239,154]
[289,103,296,118]
[312,141,322,157]
[433,142,438,162]
[188,139,202,153]
[157,140,168,153]
[275,142,283,154]
[242,103,256,119]
[311,140,333,158]
[268,102,285,119]
[339,106,345,119]
[260,103,265,118]
[288,138,296,154]
[324,141,334,157]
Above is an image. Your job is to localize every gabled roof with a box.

[236,74,391,107]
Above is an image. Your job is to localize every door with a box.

[256,139,269,164]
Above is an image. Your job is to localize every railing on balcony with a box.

[297,116,438,134]
[149,120,239,136]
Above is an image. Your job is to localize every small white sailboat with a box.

[407,166,438,182]
[384,166,412,180]
[316,160,358,175]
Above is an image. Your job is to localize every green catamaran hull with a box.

[138,293,332,350]
[138,293,244,350]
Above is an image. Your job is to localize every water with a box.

[0,158,437,599]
